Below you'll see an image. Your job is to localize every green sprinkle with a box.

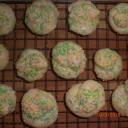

[0,88,7,94]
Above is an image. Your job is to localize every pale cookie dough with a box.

[52,41,87,79]
[66,80,105,118]
[22,88,58,128]
[16,49,48,82]
[0,3,16,36]
[94,48,123,81]
[112,80,128,116]
[109,3,128,34]
[0,84,16,118]
[25,0,59,35]
[0,44,9,71]
[68,0,100,36]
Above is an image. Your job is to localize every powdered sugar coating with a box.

[66,80,105,118]
[22,88,58,128]
[16,49,48,82]
[68,0,100,36]
[25,0,59,35]
[52,41,87,79]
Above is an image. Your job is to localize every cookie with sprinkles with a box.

[25,0,59,35]
[94,48,123,81]
[0,44,9,71]
[52,41,87,79]
[112,79,128,116]
[0,3,16,36]
[66,80,105,118]
[109,3,128,34]
[16,49,48,82]
[22,88,58,128]
[0,84,16,118]
[68,0,100,36]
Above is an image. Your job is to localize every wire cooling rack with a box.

[0,0,128,128]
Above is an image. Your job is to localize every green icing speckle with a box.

[0,88,7,94]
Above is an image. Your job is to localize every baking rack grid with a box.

[0,0,128,128]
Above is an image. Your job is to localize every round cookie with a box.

[16,49,48,82]
[0,44,9,71]
[68,0,100,36]
[52,41,87,79]
[112,80,128,116]
[25,0,59,35]
[66,80,105,118]
[0,84,16,118]
[0,3,16,36]
[94,48,123,81]
[109,3,128,34]
[22,88,58,128]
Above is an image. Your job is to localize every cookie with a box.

[25,0,59,35]
[0,3,16,36]
[16,49,48,82]
[0,85,16,118]
[22,88,58,128]
[66,80,105,118]
[94,48,123,81]
[52,41,87,79]
[112,80,128,116]
[0,44,9,71]
[68,0,100,36]
[109,3,128,34]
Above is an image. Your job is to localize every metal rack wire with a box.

[0,1,128,128]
